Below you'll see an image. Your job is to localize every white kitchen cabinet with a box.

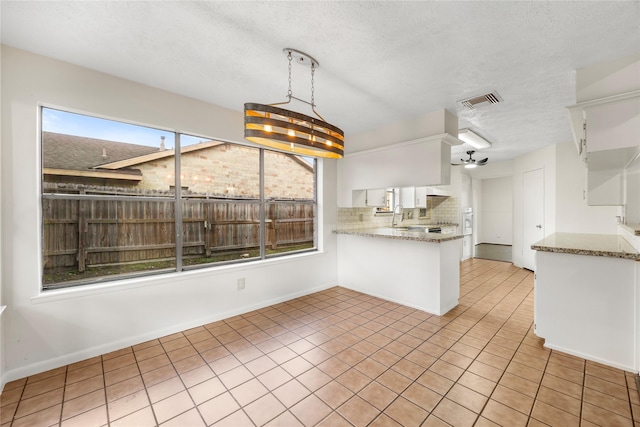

[584,96,640,153]
[568,91,640,156]
[399,187,416,208]
[567,92,640,206]
[337,134,460,207]
[352,188,387,208]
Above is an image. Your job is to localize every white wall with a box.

[0,46,339,387]
[555,142,618,233]
[479,177,513,245]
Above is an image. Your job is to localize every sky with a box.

[42,107,314,165]
[42,108,203,149]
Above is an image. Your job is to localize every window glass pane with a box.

[265,153,316,256]
[264,152,315,200]
[180,135,261,267]
[41,108,177,288]
[42,199,176,288]
[42,108,175,197]
[266,201,315,255]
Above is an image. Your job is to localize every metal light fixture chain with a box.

[311,63,315,107]
[287,51,293,99]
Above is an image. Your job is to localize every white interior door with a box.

[522,168,545,271]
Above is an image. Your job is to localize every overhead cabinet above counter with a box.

[352,185,452,209]
[338,133,461,207]
[568,90,640,162]
[567,90,640,206]
[352,188,388,208]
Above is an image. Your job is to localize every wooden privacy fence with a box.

[42,197,315,272]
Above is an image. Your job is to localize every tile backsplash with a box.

[337,197,459,230]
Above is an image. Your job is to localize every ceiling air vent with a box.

[458,91,503,110]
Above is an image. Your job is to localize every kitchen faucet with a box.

[392,204,404,227]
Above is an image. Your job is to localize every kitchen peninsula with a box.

[532,232,640,371]
[335,228,463,315]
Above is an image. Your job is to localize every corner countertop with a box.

[620,223,640,236]
[531,232,640,260]
[334,227,463,243]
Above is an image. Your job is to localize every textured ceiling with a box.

[2,1,639,162]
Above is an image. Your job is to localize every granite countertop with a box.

[334,227,463,243]
[531,232,640,260]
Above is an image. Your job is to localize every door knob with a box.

[536,225,542,229]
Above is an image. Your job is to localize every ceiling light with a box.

[244,48,344,159]
[458,128,492,150]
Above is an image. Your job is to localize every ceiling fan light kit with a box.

[456,150,489,168]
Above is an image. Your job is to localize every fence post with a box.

[77,199,87,272]
[205,202,211,256]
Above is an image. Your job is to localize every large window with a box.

[41,108,317,289]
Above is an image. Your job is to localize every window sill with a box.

[31,250,325,304]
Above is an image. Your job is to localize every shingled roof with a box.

[43,131,160,171]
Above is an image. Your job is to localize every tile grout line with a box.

[100,356,110,427]
[429,267,536,425]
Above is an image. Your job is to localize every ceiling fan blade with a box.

[477,158,488,164]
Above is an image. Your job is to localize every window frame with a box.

[40,107,318,290]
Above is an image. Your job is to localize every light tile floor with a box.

[1,258,638,426]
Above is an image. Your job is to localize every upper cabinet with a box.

[567,93,640,206]
[567,54,640,206]
[584,96,640,153]
[352,188,388,208]
[337,134,461,207]
[337,108,462,207]
[568,91,640,162]
[399,187,416,209]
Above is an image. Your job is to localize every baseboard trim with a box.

[1,282,337,389]
[543,342,636,373]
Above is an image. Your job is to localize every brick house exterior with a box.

[43,132,315,199]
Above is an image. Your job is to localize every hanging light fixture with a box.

[244,48,344,159]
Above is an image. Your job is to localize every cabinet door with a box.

[352,190,367,207]
[415,186,427,208]
[366,188,388,207]
[585,97,640,152]
[399,187,416,208]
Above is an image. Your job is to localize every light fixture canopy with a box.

[458,128,492,150]
[244,48,344,159]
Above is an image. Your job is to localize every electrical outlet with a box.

[237,277,245,290]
